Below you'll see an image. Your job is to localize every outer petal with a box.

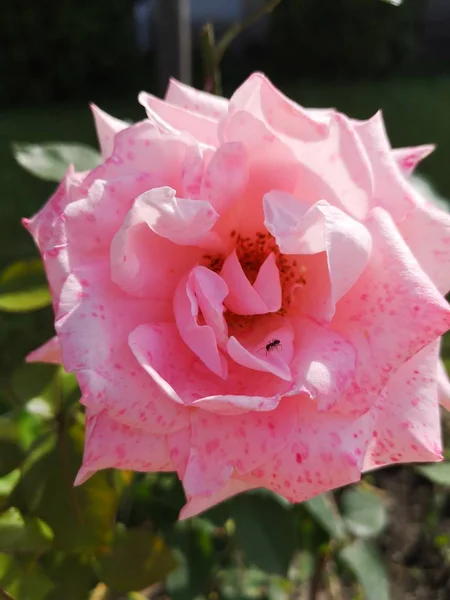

[139,91,219,146]
[182,399,298,498]
[26,337,62,365]
[243,399,376,503]
[164,78,229,120]
[110,188,219,299]
[223,73,374,221]
[333,207,450,417]
[75,410,172,485]
[354,112,423,221]
[438,359,450,411]
[90,104,129,159]
[392,144,435,176]
[398,198,450,295]
[363,341,443,470]
[264,194,371,317]
[56,266,187,434]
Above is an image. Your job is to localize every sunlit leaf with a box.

[341,487,388,538]
[416,463,450,486]
[304,493,348,541]
[11,420,117,553]
[340,540,390,600]
[95,524,178,593]
[0,507,53,553]
[0,260,51,312]
[0,471,20,512]
[12,142,101,181]
[229,492,297,576]
[0,553,54,600]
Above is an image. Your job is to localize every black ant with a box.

[258,338,282,355]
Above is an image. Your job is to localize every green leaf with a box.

[11,419,117,553]
[44,554,95,600]
[95,524,178,593]
[10,363,58,407]
[339,540,390,600]
[0,260,51,312]
[416,463,450,486]
[0,508,52,553]
[0,418,25,477]
[230,492,297,576]
[0,553,54,600]
[341,487,388,538]
[0,471,20,512]
[12,142,101,182]
[304,493,348,541]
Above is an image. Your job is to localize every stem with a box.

[216,0,284,63]
[0,589,15,600]
[200,23,222,96]
[308,548,329,600]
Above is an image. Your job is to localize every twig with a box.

[216,0,284,62]
[200,23,222,95]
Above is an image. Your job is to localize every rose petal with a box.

[174,267,228,378]
[363,341,443,470]
[165,78,229,120]
[438,358,450,412]
[264,193,372,317]
[90,104,128,159]
[26,336,62,365]
[392,144,435,176]
[220,251,282,315]
[75,409,172,484]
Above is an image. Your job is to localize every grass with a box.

[1,76,450,371]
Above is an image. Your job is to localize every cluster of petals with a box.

[25,73,450,518]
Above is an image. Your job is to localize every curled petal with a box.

[174,268,228,378]
[139,91,219,146]
[90,104,128,159]
[165,78,229,120]
[264,193,372,316]
[110,188,219,298]
[75,410,171,485]
[220,251,282,315]
[392,144,435,176]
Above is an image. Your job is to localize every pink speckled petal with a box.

[243,399,376,502]
[220,251,282,315]
[354,112,423,220]
[174,268,228,378]
[392,144,435,176]
[290,318,356,411]
[180,477,258,520]
[398,199,450,295]
[264,193,371,315]
[56,267,187,434]
[182,399,298,497]
[111,188,219,298]
[438,358,450,412]
[90,104,128,159]
[333,207,450,417]
[165,78,229,120]
[129,323,290,414]
[224,74,373,221]
[26,336,62,365]
[139,91,219,147]
[75,410,171,485]
[200,142,249,215]
[227,324,294,382]
[363,341,443,470]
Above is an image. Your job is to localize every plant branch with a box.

[0,589,16,600]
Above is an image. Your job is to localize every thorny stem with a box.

[201,0,285,95]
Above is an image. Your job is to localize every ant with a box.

[258,338,283,355]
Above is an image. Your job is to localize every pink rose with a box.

[25,73,450,519]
